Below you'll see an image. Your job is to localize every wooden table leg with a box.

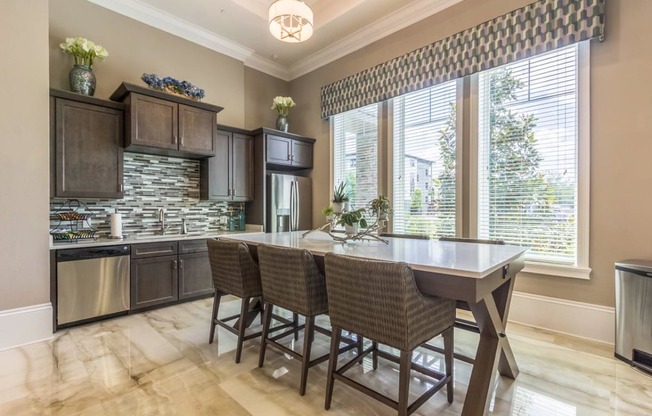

[462,276,519,416]
[234,297,262,330]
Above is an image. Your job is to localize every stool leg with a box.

[235,297,250,364]
[293,312,299,341]
[258,301,273,368]
[209,291,221,344]
[372,341,379,370]
[325,326,342,410]
[357,335,363,364]
[443,326,454,403]
[299,315,315,396]
[398,350,411,416]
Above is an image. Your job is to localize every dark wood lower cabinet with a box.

[131,255,179,310]
[130,240,213,312]
[179,252,213,299]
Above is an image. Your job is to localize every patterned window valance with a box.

[320,0,605,119]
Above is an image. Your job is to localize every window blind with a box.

[332,104,378,211]
[477,44,579,264]
[392,81,457,237]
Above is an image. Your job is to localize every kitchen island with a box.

[223,231,527,416]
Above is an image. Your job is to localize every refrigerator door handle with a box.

[295,181,300,230]
[290,180,295,231]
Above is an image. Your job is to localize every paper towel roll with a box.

[110,212,123,237]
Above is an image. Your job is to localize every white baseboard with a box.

[0,303,53,351]
[509,291,615,345]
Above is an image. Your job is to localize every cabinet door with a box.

[54,98,124,198]
[205,130,231,200]
[266,134,292,166]
[232,134,254,201]
[130,255,179,310]
[129,93,178,150]
[178,252,214,300]
[178,104,216,156]
[291,140,313,168]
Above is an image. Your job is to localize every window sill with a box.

[519,261,592,280]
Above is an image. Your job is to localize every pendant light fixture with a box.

[268,0,313,43]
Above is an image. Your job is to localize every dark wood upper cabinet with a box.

[262,131,314,169]
[111,83,222,159]
[266,135,292,165]
[130,94,177,150]
[200,127,253,202]
[50,90,124,199]
[292,140,313,168]
[178,104,216,155]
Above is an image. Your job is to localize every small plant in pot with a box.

[369,194,391,220]
[321,205,335,222]
[338,208,367,235]
[332,181,350,214]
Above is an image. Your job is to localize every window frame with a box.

[329,42,591,279]
[469,42,591,279]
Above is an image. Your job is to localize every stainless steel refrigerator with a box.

[267,173,312,232]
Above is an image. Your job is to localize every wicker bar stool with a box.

[324,253,456,416]
[207,238,295,363]
[257,244,358,396]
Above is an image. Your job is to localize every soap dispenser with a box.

[238,204,246,231]
[227,208,236,231]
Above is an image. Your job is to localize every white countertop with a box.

[223,231,527,279]
[50,230,264,250]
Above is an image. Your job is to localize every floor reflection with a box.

[0,296,650,415]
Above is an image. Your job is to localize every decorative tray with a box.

[50,229,97,241]
[56,212,92,221]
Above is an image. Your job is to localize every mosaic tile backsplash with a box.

[50,153,242,237]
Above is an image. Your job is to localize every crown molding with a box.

[288,0,464,80]
[86,0,462,82]
[244,55,292,82]
[86,0,256,62]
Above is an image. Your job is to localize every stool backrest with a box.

[324,253,422,349]
[257,244,327,316]
[207,239,262,298]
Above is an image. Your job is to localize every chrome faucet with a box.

[158,209,170,234]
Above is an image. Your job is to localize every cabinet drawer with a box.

[179,239,208,254]
[131,241,178,259]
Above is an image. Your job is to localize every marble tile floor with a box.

[1,297,651,416]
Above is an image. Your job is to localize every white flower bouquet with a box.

[271,96,296,116]
[60,37,109,68]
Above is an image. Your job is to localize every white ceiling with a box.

[87,0,463,81]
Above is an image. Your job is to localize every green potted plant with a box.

[338,208,367,235]
[321,205,335,221]
[332,181,350,214]
[369,195,391,220]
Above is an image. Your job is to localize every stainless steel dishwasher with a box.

[56,245,130,326]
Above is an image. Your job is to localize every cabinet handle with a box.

[291,154,295,161]
[119,183,123,192]
[172,260,178,270]
[179,259,184,269]
[287,154,291,160]
[227,189,231,196]
[233,188,236,197]
[173,136,178,145]
[180,136,184,146]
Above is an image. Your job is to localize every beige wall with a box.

[290,0,652,307]
[0,0,50,310]
[244,67,290,130]
[49,0,245,127]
